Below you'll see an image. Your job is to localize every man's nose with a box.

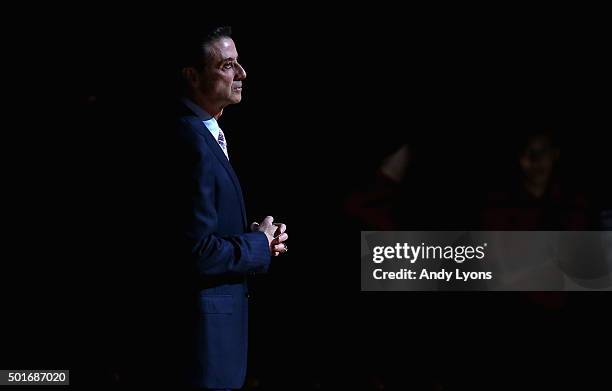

[235,62,246,80]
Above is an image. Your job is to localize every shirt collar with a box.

[181,97,221,140]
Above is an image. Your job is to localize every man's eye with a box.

[223,63,233,70]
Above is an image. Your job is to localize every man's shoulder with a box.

[175,114,209,146]
[169,116,219,164]
[142,99,212,154]
[171,101,204,135]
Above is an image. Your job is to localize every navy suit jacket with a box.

[155,103,272,389]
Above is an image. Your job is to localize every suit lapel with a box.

[187,117,248,228]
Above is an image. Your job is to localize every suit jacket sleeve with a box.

[176,120,271,276]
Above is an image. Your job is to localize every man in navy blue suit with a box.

[156,25,288,390]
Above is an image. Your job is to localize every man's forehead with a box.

[208,37,238,60]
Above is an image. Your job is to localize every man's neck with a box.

[189,94,223,120]
[524,179,548,199]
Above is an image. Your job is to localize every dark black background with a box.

[3,7,611,389]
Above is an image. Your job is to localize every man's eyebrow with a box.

[220,56,238,62]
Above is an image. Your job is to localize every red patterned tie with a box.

[217,128,229,160]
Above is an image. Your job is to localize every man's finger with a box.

[273,233,288,244]
[262,216,274,225]
[273,223,286,234]
[250,222,260,231]
[272,243,286,253]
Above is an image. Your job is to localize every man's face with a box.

[519,135,559,185]
[197,37,246,109]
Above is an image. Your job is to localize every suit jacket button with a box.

[246,293,252,299]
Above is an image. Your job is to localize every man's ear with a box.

[181,67,199,87]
